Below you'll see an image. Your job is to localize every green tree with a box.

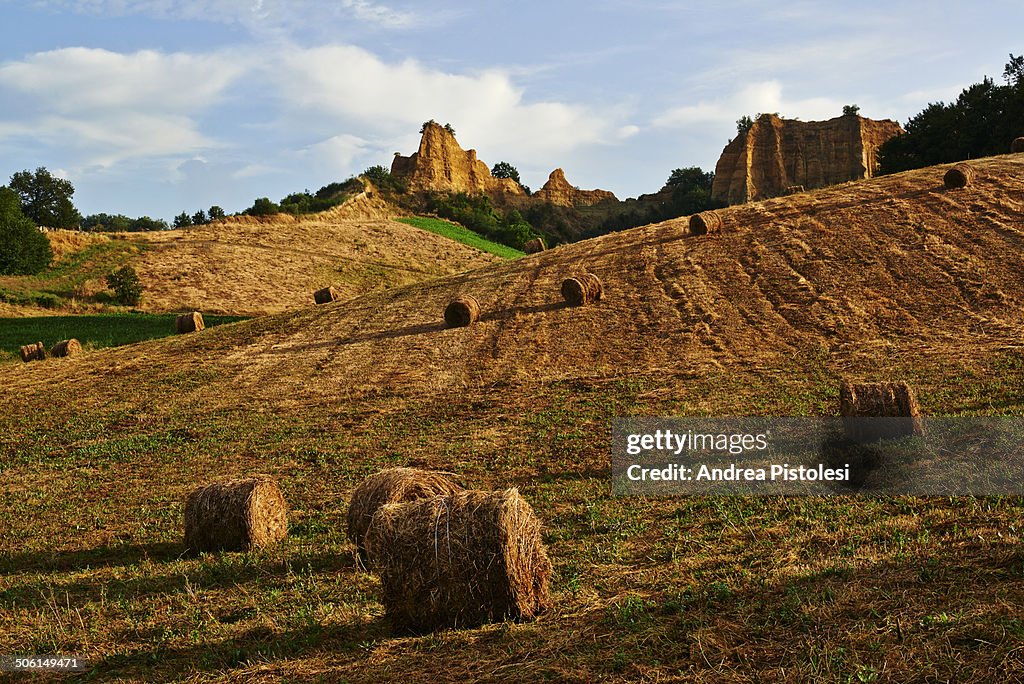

[444,123,456,136]
[106,265,143,306]
[736,115,754,135]
[0,186,53,275]
[420,119,437,133]
[129,216,168,231]
[173,212,192,228]
[1003,53,1024,86]
[246,197,279,216]
[843,104,861,116]
[191,209,208,225]
[8,167,81,228]
[491,162,521,183]
[208,205,226,221]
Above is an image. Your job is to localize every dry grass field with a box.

[1,155,1024,682]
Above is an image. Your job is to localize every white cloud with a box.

[654,81,843,128]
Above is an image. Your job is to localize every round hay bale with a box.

[347,467,464,561]
[444,295,480,328]
[1011,137,1024,153]
[523,237,546,254]
[840,380,924,443]
[50,339,82,358]
[175,312,205,334]
[313,286,340,305]
[19,341,46,363]
[689,211,723,235]
[365,488,552,633]
[183,474,288,553]
[943,163,976,189]
[561,273,603,306]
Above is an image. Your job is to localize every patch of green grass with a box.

[0,313,246,362]
[0,240,141,307]
[397,216,524,259]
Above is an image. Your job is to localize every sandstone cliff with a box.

[533,168,617,207]
[390,122,524,196]
[711,113,902,205]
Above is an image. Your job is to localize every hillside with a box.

[2,154,1023,681]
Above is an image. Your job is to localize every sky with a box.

[0,1,1021,222]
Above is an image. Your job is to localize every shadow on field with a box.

[0,541,184,574]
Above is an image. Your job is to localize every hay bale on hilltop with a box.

[314,286,340,305]
[347,467,463,561]
[561,273,603,306]
[176,312,205,334]
[840,380,924,442]
[943,163,976,189]
[784,185,805,195]
[689,210,723,235]
[444,295,480,328]
[365,488,552,633]
[50,339,82,358]
[1012,137,1024,153]
[184,474,288,553]
[19,342,46,363]
[523,237,546,254]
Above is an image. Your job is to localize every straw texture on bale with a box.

[523,237,546,254]
[943,163,976,189]
[50,339,82,358]
[840,380,924,442]
[444,295,480,328]
[313,286,340,305]
[183,474,288,553]
[784,185,805,195]
[1012,137,1024,153]
[176,312,205,334]
[561,273,603,306]
[347,467,464,560]
[689,211,723,235]
[19,341,46,363]
[365,488,552,633]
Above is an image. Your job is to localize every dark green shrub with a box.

[106,266,143,306]
[0,187,53,275]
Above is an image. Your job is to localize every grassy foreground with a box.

[397,217,525,259]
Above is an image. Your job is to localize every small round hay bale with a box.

[943,163,976,189]
[50,339,82,358]
[184,474,288,553]
[347,467,463,561]
[561,273,603,306]
[783,185,805,195]
[523,237,546,254]
[1011,137,1024,153]
[365,488,552,633]
[444,295,480,328]
[19,341,46,363]
[313,286,340,305]
[175,312,205,334]
[689,211,723,235]
[840,380,924,442]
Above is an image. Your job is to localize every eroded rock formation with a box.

[711,114,902,205]
[533,168,617,207]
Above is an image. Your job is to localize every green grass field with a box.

[397,217,525,259]
[0,313,246,362]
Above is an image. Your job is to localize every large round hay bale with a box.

[561,273,603,306]
[444,295,480,328]
[313,286,340,305]
[689,210,723,235]
[1011,137,1024,153]
[943,163,976,189]
[19,341,46,363]
[184,474,288,553]
[365,488,552,633]
[176,312,205,334]
[523,237,546,254]
[50,339,82,358]
[840,380,924,442]
[347,467,463,561]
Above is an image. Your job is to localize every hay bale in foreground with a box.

[19,342,46,363]
[444,295,480,328]
[50,339,82,358]
[313,286,340,305]
[1011,137,1024,153]
[523,237,546,254]
[365,488,552,633]
[175,312,205,334]
[184,474,288,553]
[784,185,805,195]
[840,380,924,442]
[689,211,723,235]
[347,467,463,561]
[561,273,603,306]
[943,163,976,189]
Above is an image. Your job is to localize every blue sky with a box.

[0,1,1021,221]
